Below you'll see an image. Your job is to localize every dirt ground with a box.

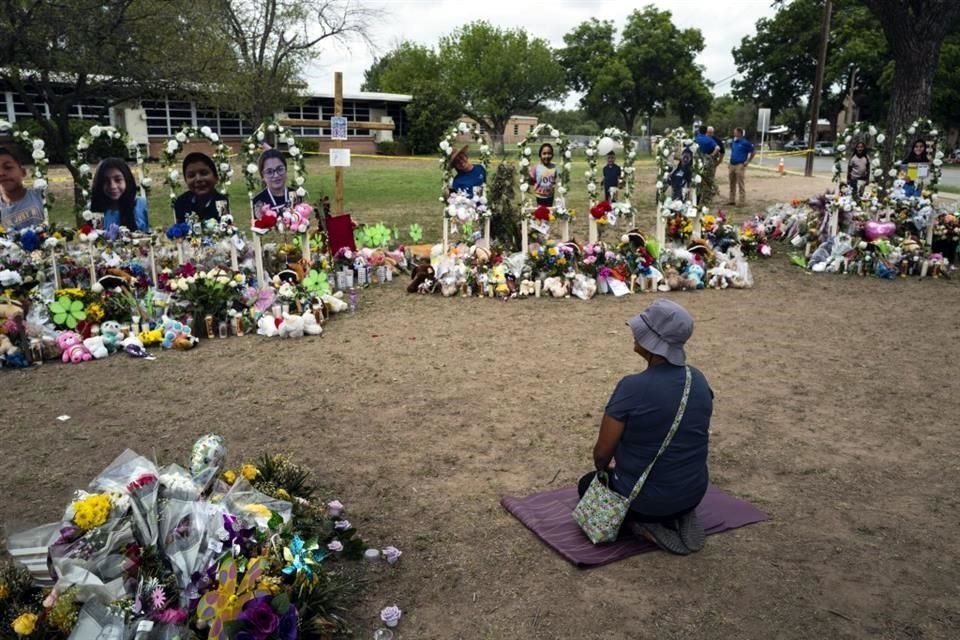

[4,171,960,639]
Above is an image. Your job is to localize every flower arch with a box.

[894,117,943,194]
[438,121,493,195]
[160,125,234,207]
[586,129,638,206]
[241,119,307,200]
[70,124,151,220]
[831,122,888,197]
[438,122,493,239]
[0,120,50,212]
[516,123,571,219]
[654,127,704,206]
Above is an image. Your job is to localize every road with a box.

[753,153,960,189]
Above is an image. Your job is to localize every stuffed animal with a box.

[0,300,24,322]
[542,276,568,298]
[100,320,123,353]
[0,334,29,368]
[57,331,92,364]
[571,274,597,300]
[83,336,109,359]
[302,312,322,336]
[407,258,436,294]
[162,317,196,350]
[320,293,349,314]
[490,264,509,298]
[139,327,164,347]
[686,264,705,289]
[708,263,737,289]
[518,279,536,297]
[659,266,697,292]
[257,313,280,337]
[278,312,305,338]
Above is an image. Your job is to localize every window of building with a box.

[513,124,519,136]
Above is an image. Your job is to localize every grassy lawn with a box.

[43,155,660,243]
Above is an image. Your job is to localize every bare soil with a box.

[4,170,960,639]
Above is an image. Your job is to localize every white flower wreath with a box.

[71,125,150,216]
[0,119,50,212]
[894,117,943,195]
[831,122,887,196]
[585,128,638,217]
[655,127,704,211]
[438,122,492,201]
[161,125,234,205]
[516,123,571,219]
[241,119,307,199]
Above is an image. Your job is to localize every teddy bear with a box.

[320,293,349,314]
[82,336,109,359]
[0,334,29,368]
[658,266,697,292]
[407,258,436,294]
[278,312,305,338]
[58,331,93,364]
[685,264,705,289]
[257,313,280,337]
[302,312,322,336]
[542,276,568,298]
[518,279,536,297]
[100,320,123,353]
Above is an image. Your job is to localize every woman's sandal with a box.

[630,521,690,555]
[678,511,705,552]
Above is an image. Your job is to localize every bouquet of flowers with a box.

[739,216,771,258]
[164,265,245,322]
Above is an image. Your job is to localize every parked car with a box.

[814,141,835,156]
[784,140,808,151]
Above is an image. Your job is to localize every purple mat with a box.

[501,484,768,567]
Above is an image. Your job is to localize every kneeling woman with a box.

[579,299,713,554]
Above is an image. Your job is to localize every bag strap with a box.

[626,366,692,503]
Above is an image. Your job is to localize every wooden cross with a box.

[278,71,397,216]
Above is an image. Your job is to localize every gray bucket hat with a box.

[626,299,694,366]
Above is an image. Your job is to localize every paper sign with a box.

[906,163,929,180]
[530,220,550,236]
[330,149,351,167]
[331,116,348,141]
[608,278,630,297]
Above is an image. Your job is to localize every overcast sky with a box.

[304,0,779,106]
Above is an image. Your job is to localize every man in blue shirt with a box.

[694,125,717,156]
[727,127,756,206]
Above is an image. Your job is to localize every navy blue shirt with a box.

[695,134,717,155]
[450,164,486,198]
[605,364,712,516]
[174,191,229,224]
[729,137,755,165]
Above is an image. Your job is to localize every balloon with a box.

[864,220,896,241]
[597,136,616,156]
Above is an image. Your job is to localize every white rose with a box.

[908,126,916,135]
[888,169,898,177]
[257,132,265,142]
[655,181,663,190]
[693,175,702,184]
[558,186,567,195]
[33,178,47,190]
[169,170,179,181]
[246,163,258,175]
[837,144,846,153]
[663,149,671,157]
[930,129,939,137]
[445,147,453,156]
[520,158,529,167]
[79,163,90,175]
[32,138,44,150]
[219,163,230,174]
[868,126,877,136]
[200,126,212,136]
[844,135,852,143]
[523,147,531,156]
[584,170,592,178]
[479,145,489,154]
[141,177,152,188]
[113,131,122,139]
[935,150,944,160]
[933,158,943,167]
[564,150,572,159]
[176,132,187,143]
[82,209,93,221]
[288,146,300,157]
[564,163,571,171]
[628,151,636,159]
[876,134,886,144]
[209,133,220,142]
[32,149,45,161]
[77,140,89,151]
[90,125,102,138]
[520,183,529,192]
[277,135,288,145]
[873,169,882,177]
[439,140,450,151]
[458,122,468,133]
[296,176,305,185]
[166,140,179,154]
[217,276,229,285]
[587,182,597,193]
[296,187,306,196]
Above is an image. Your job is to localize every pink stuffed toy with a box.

[253,204,278,234]
[283,203,313,233]
[57,331,92,364]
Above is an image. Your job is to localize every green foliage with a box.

[13,119,127,164]
[362,42,461,154]
[559,8,712,132]
[439,22,565,148]
[706,97,759,139]
[375,140,409,156]
[488,162,522,250]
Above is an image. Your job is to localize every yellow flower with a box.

[547,247,557,256]
[243,503,271,519]
[275,488,291,501]
[529,251,538,258]
[222,470,237,485]
[72,494,111,530]
[0,225,5,234]
[56,288,85,300]
[240,464,259,481]
[12,612,38,636]
[557,257,567,266]
[257,575,282,594]
[0,582,8,600]
[86,302,104,322]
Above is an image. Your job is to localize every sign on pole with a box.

[757,107,771,165]
[331,116,348,141]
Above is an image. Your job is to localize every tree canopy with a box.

[559,7,712,133]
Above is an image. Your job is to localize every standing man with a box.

[695,125,720,204]
[707,126,725,166]
[727,127,756,207]
[695,125,717,157]
[602,151,622,202]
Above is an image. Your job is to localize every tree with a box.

[706,96,759,138]
[361,42,461,154]
[216,0,374,125]
[862,0,960,139]
[732,0,889,137]
[559,7,712,133]
[0,0,231,215]
[438,22,565,151]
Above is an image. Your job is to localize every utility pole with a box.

[805,0,832,177]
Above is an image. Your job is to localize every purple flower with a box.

[333,519,351,530]
[238,595,279,637]
[276,604,299,640]
[327,540,343,553]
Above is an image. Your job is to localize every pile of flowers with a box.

[445,190,488,237]
[738,216,772,258]
[1,435,401,638]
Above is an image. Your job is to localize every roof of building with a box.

[307,90,412,103]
